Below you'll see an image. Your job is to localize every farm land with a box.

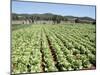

[12,23,96,74]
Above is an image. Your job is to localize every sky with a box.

[12,1,96,19]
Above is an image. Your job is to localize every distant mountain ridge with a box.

[12,13,95,21]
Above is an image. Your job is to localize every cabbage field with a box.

[12,24,96,74]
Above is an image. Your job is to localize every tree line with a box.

[12,13,96,24]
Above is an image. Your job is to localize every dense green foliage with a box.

[12,24,96,74]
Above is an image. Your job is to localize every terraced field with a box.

[12,24,96,74]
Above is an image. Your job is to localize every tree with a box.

[52,15,57,24]
[75,18,80,23]
[92,20,96,25]
[12,16,19,20]
[52,15,63,24]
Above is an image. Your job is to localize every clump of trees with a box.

[52,15,67,24]
[75,17,96,24]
